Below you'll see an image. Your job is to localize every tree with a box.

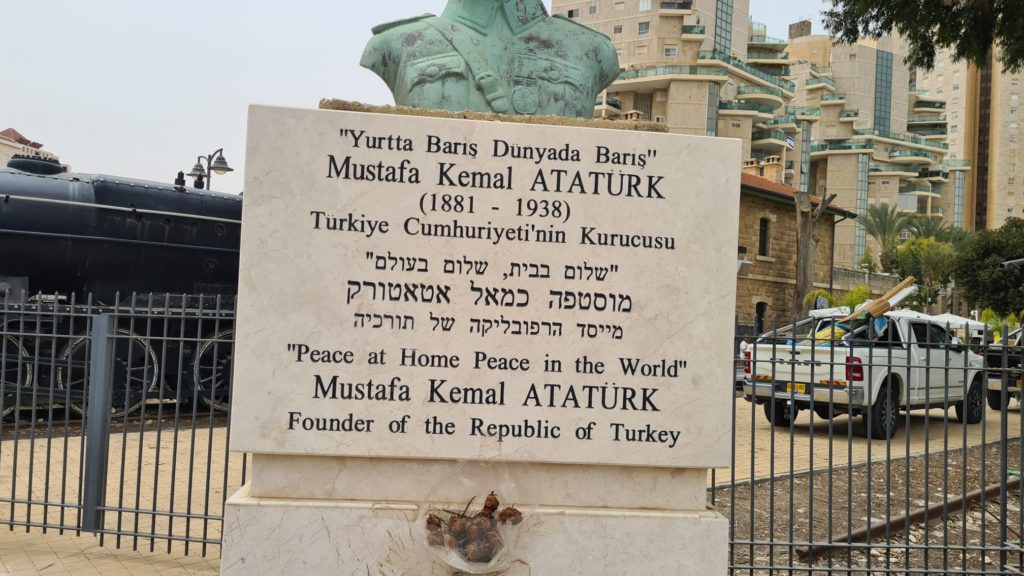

[803,289,833,310]
[793,190,836,315]
[892,237,957,306]
[858,203,909,272]
[824,0,1024,73]
[838,284,872,310]
[954,218,1024,316]
[858,246,879,273]
[907,215,950,240]
[944,226,975,252]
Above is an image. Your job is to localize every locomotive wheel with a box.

[57,329,160,418]
[191,329,233,412]
[1,335,33,417]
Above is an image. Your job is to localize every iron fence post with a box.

[999,337,1010,571]
[82,313,114,533]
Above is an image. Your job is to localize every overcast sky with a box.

[0,1,827,194]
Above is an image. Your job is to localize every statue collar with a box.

[442,0,548,34]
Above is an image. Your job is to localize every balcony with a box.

[719,99,775,116]
[910,127,948,139]
[944,159,971,171]
[840,109,859,122]
[616,65,727,89]
[761,115,798,130]
[785,106,821,119]
[900,182,937,196]
[698,50,795,92]
[888,148,936,164]
[806,76,837,91]
[681,25,705,39]
[919,169,950,182]
[747,51,789,65]
[810,64,832,77]
[752,130,787,140]
[751,130,789,150]
[868,163,919,177]
[907,113,947,125]
[736,85,785,109]
[897,199,942,218]
[820,93,847,106]
[810,140,874,155]
[659,0,693,13]
[913,100,947,113]
[853,128,948,151]
[749,34,787,49]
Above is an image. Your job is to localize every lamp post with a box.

[187,148,234,190]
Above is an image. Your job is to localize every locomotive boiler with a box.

[0,156,242,417]
[0,155,241,301]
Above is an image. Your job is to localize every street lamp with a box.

[187,148,234,190]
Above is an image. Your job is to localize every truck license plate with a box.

[786,383,806,394]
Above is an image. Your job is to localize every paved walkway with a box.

[0,399,1020,575]
[0,528,218,575]
[0,416,239,576]
[720,398,1024,484]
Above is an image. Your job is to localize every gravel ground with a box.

[713,439,1024,575]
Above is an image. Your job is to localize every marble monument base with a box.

[220,456,726,575]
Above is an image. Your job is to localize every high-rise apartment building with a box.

[789,35,965,265]
[917,49,1023,229]
[553,1,970,268]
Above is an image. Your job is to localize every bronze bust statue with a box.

[361,0,620,118]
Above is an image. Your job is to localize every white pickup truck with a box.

[742,309,986,439]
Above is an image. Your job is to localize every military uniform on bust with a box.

[361,0,620,119]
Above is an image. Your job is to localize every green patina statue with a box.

[361,0,620,118]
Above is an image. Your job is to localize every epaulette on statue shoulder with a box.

[552,13,613,39]
[371,14,435,35]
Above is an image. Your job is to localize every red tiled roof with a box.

[740,172,856,218]
[0,128,43,149]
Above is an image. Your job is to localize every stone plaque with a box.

[232,105,740,468]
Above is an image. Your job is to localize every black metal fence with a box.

[717,315,1024,575]
[2,296,1024,574]
[0,292,243,557]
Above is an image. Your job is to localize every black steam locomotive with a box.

[0,156,242,417]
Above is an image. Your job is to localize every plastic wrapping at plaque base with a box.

[422,491,526,574]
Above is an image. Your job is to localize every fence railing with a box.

[5,294,1023,574]
[723,317,1023,574]
[0,293,244,557]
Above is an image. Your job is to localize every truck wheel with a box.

[987,389,1010,411]
[763,399,798,427]
[864,384,898,440]
[956,379,984,424]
